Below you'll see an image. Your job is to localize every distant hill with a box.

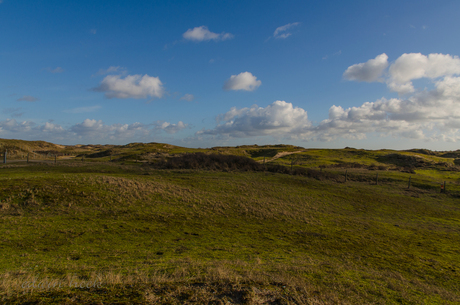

[1,138,459,167]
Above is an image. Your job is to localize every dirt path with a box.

[258,150,305,163]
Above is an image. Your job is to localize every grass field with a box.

[0,139,460,304]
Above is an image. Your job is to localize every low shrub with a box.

[152,153,342,182]
[156,152,263,171]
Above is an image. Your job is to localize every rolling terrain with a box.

[1,139,460,304]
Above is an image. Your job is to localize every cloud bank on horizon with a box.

[0,118,188,142]
[200,52,460,143]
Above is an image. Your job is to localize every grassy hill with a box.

[0,139,460,304]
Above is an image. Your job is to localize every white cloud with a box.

[345,52,460,94]
[198,101,311,138]
[16,95,39,102]
[0,118,189,142]
[69,119,187,138]
[0,119,65,136]
[153,121,188,134]
[273,22,300,39]
[93,74,164,99]
[388,53,460,93]
[200,71,460,143]
[0,119,34,133]
[311,75,460,141]
[343,53,389,82]
[183,26,234,42]
[63,105,101,114]
[223,72,261,91]
[180,94,194,101]
[41,122,65,133]
[69,119,149,139]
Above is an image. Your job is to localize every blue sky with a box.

[1,0,460,150]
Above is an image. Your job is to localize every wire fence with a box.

[0,149,456,195]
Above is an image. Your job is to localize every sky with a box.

[1,0,460,150]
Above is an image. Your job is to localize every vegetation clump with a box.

[156,152,262,171]
[152,152,342,182]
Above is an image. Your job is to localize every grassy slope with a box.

[0,160,459,304]
[0,138,305,161]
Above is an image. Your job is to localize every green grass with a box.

[1,158,460,304]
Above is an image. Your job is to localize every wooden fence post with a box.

[3,149,6,164]
[345,170,347,182]
[408,176,411,189]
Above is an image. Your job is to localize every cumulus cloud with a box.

[198,101,311,138]
[0,119,65,136]
[63,105,101,114]
[69,119,148,139]
[200,72,460,143]
[223,72,261,91]
[93,74,164,99]
[183,26,234,42]
[273,22,300,39]
[153,121,188,134]
[343,53,388,82]
[41,122,66,133]
[311,75,460,141]
[345,52,460,94]
[16,95,39,102]
[387,53,460,94]
[0,119,34,133]
[180,94,194,101]
[69,119,187,139]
